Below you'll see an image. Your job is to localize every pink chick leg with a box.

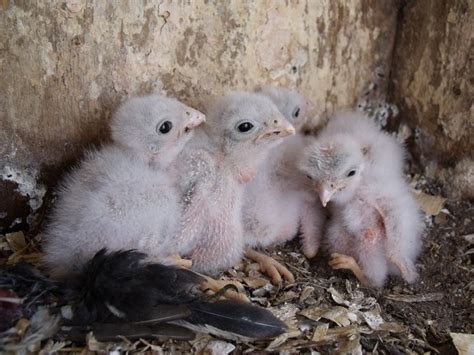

[299,202,323,259]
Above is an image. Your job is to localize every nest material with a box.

[0,174,472,354]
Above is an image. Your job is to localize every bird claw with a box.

[200,277,249,303]
[329,253,368,286]
[328,253,358,270]
[247,249,295,285]
[261,258,295,285]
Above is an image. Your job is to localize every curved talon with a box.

[207,283,241,300]
[328,253,357,269]
[200,277,249,302]
[246,248,295,285]
[329,253,368,286]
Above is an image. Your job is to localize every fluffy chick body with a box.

[175,91,295,274]
[243,86,324,258]
[299,112,423,287]
[43,95,205,277]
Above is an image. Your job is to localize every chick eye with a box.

[293,107,300,118]
[347,170,356,177]
[306,174,313,180]
[237,122,254,133]
[158,121,173,134]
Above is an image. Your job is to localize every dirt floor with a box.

[222,176,473,354]
[0,175,472,354]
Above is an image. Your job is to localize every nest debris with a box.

[0,174,472,354]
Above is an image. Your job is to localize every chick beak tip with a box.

[319,186,333,207]
[278,125,295,137]
[187,113,206,130]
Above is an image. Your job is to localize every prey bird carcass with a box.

[0,249,287,346]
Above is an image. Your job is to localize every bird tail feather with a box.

[66,249,287,340]
[184,300,287,340]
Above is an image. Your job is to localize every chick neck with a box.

[199,127,263,184]
[115,143,174,171]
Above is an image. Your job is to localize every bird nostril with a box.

[274,131,280,135]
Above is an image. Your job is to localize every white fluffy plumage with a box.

[175,91,295,275]
[243,86,324,259]
[299,112,423,287]
[43,95,205,277]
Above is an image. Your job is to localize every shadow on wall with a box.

[0,0,471,233]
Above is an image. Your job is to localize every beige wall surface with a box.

[0,1,397,232]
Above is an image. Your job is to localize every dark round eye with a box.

[293,107,300,118]
[237,122,254,133]
[347,170,356,177]
[158,121,173,134]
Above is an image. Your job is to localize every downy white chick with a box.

[299,112,423,287]
[175,91,295,276]
[43,95,205,278]
[243,86,325,284]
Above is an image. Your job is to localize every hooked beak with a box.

[184,109,206,133]
[318,183,334,207]
[255,119,295,142]
[274,119,296,137]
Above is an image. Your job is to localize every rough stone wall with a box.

[0,1,397,232]
[390,0,473,199]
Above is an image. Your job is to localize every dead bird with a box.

[299,112,423,287]
[0,249,287,348]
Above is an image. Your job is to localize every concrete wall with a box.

[0,0,398,232]
[390,0,473,199]
[3,1,472,233]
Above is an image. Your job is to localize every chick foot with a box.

[168,254,193,268]
[246,248,295,285]
[200,276,249,303]
[329,253,368,286]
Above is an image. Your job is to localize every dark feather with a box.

[66,249,287,339]
[0,263,61,331]
[133,305,191,325]
[65,248,202,324]
[92,322,195,341]
[187,300,287,339]
[60,322,194,342]
[1,249,287,343]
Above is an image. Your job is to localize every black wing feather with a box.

[2,249,287,341]
[65,249,202,324]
